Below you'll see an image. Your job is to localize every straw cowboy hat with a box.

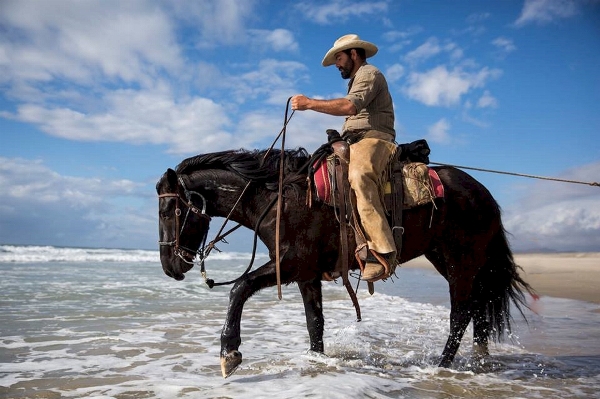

[322,34,378,67]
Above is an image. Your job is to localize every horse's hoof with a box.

[220,350,243,378]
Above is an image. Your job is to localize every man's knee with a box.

[348,169,377,193]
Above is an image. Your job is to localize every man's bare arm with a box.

[291,95,356,116]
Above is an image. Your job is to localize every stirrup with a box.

[364,250,395,281]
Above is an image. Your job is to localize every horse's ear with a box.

[166,168,178,189]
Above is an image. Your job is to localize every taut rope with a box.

[430,162,600,187]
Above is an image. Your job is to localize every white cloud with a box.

[168,0,255,46]
[0,1,312,157]
[426,118,451,144]
[461,111,490,128]
[405,38,442,64]
[404,38,463,65]
[477,90,498,108]
[1,88,234,155]
[296,0,388,24]
[382,27,423,52]
[386,64,405,83]
[492,37,517,53]
[1,55,315,155]
[0,157,153,249]
[0,157,140,204]
[246,29,299,53]
[404,66,502,107]
[446,43,465,62]
[507,199,600,252]
[505,161,600,252]
[0,0,182,89]
[269,30,298,52]
[232,110,329,152]
[515,0,581,26]
[382,27,423,42]
[233,59,308,104]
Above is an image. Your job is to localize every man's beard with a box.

[339,59,354,79]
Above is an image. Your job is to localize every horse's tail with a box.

[476,225,537,342]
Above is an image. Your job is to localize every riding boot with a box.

[362,250,396,282]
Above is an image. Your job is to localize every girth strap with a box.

[331,139,362,322]
[386,147,405,255]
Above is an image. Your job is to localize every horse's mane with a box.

[176,148,311,190]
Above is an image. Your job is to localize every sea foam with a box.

[0,244,266,263]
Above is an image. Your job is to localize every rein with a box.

[274,97,292,299]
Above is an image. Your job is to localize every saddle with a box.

[309,132,443,259]
[307,132,443,317]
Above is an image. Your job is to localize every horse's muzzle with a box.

[164,268,185,281]
[161,253,194,281]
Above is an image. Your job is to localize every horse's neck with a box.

[194,171,274,230]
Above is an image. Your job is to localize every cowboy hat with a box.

[322,34,378,67]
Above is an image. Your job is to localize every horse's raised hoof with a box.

[220,350,243,378]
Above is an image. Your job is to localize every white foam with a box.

[0,244,267,263]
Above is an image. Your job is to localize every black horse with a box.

[156,147,534,378]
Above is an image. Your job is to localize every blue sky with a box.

[1,0,599,252]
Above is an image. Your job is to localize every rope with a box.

[430,162,600,187]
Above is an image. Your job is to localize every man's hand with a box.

[291,94,310,111]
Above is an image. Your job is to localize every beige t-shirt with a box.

[342,63,395,138]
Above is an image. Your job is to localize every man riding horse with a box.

[292,34,397,282]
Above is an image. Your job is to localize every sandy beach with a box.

[402,253,600,304]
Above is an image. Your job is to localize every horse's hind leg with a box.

[472,299,490,360]
[439,299,473,367]
[298,277,324,353]
[425,252,475,367]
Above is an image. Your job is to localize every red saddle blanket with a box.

[429,168,445,198]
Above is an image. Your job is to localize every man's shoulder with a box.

[356,63,384,80]
[359,63,381,73]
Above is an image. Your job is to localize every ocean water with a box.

[1,245,599,399]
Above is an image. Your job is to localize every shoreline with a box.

[401,253,600,305]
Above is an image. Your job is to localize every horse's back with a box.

[434,165,501,223]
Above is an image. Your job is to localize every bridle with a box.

[158,176,211,265]
[157,171,263,289]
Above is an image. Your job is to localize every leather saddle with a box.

[307,131,441,310]
[308,131,440,263]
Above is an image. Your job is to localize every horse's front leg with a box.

[220,262,277,378]
[298,277,324,353]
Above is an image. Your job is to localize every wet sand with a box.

[402,253,600,304]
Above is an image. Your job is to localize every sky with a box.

[1,0,599,253]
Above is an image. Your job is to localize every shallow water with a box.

[1,246,599,398]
